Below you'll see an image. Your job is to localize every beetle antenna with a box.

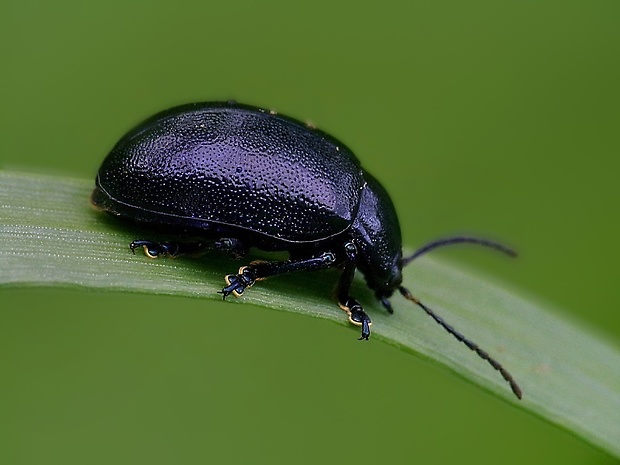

[398,286,522,399]
[402,236,516,266]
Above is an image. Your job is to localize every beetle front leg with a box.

[336,241,372,340]
[219,252,337,299]
[339,297,372,341]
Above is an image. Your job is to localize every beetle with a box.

[91,100,522,399]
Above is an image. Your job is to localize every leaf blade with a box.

[1,170,619,457]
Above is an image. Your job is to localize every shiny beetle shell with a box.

[92,102,367,246]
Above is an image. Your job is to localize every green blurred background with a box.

[1,1,619,463]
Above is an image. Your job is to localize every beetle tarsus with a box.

[358,319,371,341]
[219,266,256,298]
[341,298,372,340]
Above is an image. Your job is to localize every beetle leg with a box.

[129,237,248,259]
[216,238,249,258]
[336,242,372,340]
[338,297,372,341]
[219,252,337,299]
[129,240,180,258]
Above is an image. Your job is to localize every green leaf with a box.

[2,170,619,457]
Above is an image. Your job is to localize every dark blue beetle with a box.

[92,101,522,399]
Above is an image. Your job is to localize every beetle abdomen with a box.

[94,102,365,243]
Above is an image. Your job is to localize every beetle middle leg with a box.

[129,238,248,259]
[219,252,337,298]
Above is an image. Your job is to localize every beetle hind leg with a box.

[129,240,180,258]
[129,237,248,259]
